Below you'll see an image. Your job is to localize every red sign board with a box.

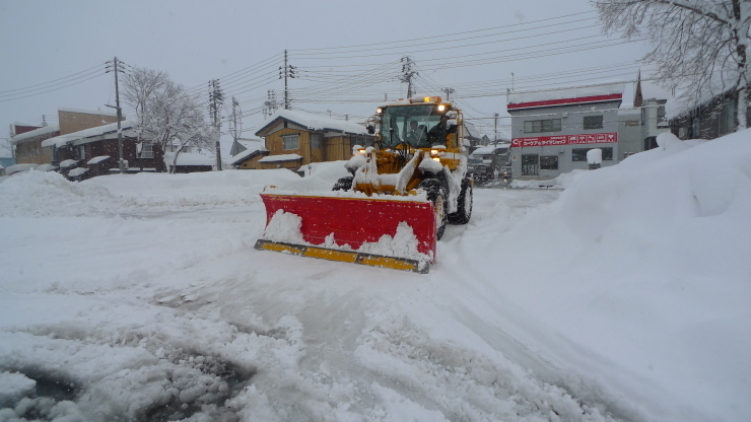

[511,132,618,148]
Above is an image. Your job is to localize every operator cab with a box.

[374,98,456,149]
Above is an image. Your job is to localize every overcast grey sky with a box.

[0,0,650,156]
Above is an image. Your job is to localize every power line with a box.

[0,63,107,96]
[292,20,603,61]
[0,72,108,103]
[288,11,597,53]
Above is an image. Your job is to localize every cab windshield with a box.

[380,104,444,148]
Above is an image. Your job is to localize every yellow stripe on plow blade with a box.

[254,239,430,274]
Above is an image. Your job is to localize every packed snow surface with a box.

[1,132,750,421]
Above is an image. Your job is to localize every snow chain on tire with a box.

[332,176,354,191]
[419,179,448,240]
[448,178,472,225]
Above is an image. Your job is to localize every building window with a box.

[521,154,539,175]
[51,147,58,162]
[311,133,322,149]
[524,119,561,133]
[141,144,154,159]
[349,135,371,151]
[718,100,735,136]
[572,147,613,161]
[78,145,85,160]
[282,134,299,150]
[583,115,603,129]
[539,155,559,170]
[657,105,666,123]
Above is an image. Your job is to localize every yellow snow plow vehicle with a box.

[255,96,473,273]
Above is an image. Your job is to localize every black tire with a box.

[448,178,472,225]
[419,179,448,240]
[332,176,353,191]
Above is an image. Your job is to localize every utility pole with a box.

[230,97,241,143]
[106,57,126,173]
[209,79,224,170]
[494,113,499,144]
[400,56,418,98]
[279,50,296,110]
[442,87,455,101]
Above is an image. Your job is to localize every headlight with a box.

[430,149,439,155]
[437,104,446,112]
[432,157,441,162]
[376,108,382,114]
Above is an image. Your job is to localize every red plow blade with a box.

[255,192,437,273]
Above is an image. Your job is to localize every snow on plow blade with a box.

[255,192,437,273]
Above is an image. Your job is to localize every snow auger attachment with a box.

[255,96,472,273]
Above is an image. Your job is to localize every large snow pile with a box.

[468,130,751,422]
[0,170,116,217]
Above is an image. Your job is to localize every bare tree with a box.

[594,0,750,129]
[123,67,215,172]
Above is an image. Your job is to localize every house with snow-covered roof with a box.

[254,110,372,170]
[229,137,265,156]
[667,85,750,141]
[10,124,61,165]
[10,108,121,166]
[42,120,167,178]
[229,139,268,169]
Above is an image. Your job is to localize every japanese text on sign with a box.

[511,133,618,148]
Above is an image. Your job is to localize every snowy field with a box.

[0,131,749,422]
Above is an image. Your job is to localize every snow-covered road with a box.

[1,131,749,422]
[0,172,619,421]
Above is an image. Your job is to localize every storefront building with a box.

[507,84,624,179]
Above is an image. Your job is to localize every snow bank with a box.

[284,160,350,191]
[0,170,116,217]
[85,169,301,213]
[479,130,751,422]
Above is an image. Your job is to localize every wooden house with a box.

[254,110,372,170]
